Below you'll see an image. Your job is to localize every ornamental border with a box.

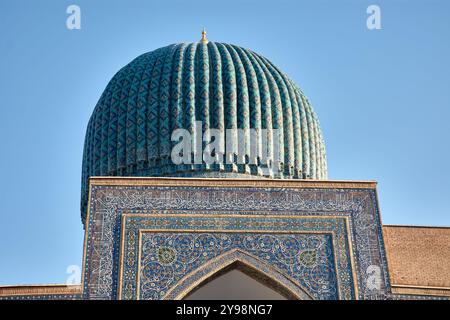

[81,178,390,300]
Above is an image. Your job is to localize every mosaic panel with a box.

[82,180,391,300]
[118,214,356,300]
[141,232,334,300]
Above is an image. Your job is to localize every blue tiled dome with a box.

[81,41,327,224]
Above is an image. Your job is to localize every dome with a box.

[81,38,327,224]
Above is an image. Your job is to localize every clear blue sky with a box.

[0,0,449,285]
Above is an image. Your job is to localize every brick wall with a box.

[383,225,450,292]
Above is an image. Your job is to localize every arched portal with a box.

[163,249,313,300]
[184,262,288,300]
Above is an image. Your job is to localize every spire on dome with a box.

[200,28,208,44]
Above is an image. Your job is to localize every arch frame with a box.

[119,218,350,300]
[164,249,312,300]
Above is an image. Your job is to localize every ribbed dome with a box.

[81,41,327,224]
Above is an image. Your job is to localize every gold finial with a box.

[200,28,208,44]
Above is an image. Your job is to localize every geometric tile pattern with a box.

[81,42,328,225]
[82,178,391,300]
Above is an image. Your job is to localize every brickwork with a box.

[0,284,81,300]
[383,225,450,294]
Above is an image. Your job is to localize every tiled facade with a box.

[82,178,390,300]
[1,178,449,300]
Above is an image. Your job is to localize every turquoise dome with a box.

[81,41,327,224]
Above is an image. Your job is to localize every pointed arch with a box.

[163,249,313,300]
